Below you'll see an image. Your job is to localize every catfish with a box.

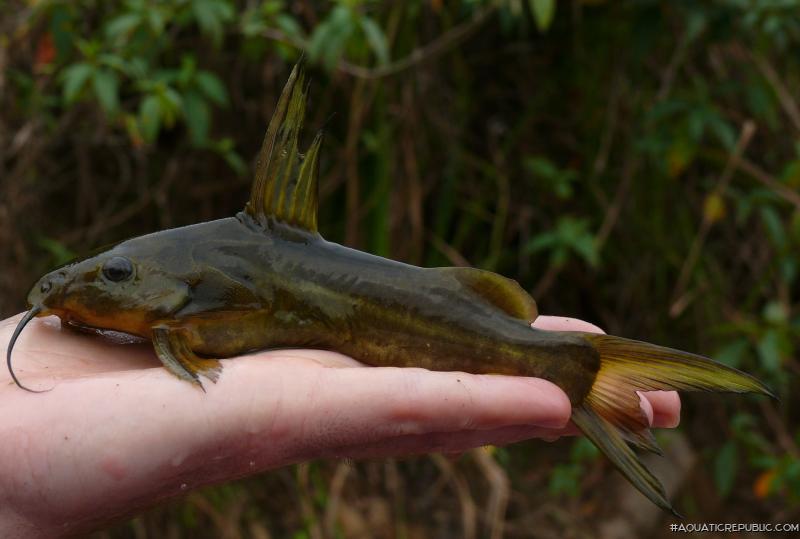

[6,63,773,516]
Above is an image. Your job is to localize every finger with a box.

[532,315,605,334]
[288,358,572,446]
[638,391,655,425]
[641,390,681,428]
[321,424,560,460]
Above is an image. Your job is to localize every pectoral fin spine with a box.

[153,327,221,390]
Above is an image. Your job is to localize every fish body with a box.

[8,63,773,516]
[31,213,598,403]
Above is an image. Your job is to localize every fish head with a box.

[26,239,192,337]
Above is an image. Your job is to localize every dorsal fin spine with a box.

[272,88,305,215]
[246,62,320,235]
[293,130,323,230]
[250,64,300,220]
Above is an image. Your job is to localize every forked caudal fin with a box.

[573,333,775,516]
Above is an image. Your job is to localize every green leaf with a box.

[525,156,577,199]
[192,0,234,45]
[757,329,785,373]
[524,156,559,178]
[98,53,127,72]
[148,8,166,35]
[212,138,247,176]
[275,13,304,41]
[558,217,598,266]
[572,233,599,267]
[714,441,739,499]
[760,206,786,249]
[525,217,599,267]
[530,0,555,32]
[50,4,75,61]
[308,6,354,70]
[105,13,142,42]
[196,71,228,106]
[183,92,210,145]
[139,94,162,143]
[360,17,390,66]
[549,464,581,497]
[36,237,77,267]
[241,9,267,37]
[524,231,557,253]
[224,151,246,176]
[763,301,788,325]
[708,114,736,150]
[62,63,93,102]
[571,438,599,462]
[160,87,184,127]
[178,56,197,87]
[92,69,119,114]
[193,0,221,42]
[714,339,749,369]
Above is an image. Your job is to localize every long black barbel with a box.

[6,305,48,393]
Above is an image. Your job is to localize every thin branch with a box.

[736,157,800,211]
[261,2,499,79]
[669,120,757,317]
[749,50,800,134]
[471,448,509,539]
[759,400,800,460]
[429,233,471,267]
[430,454,478,539]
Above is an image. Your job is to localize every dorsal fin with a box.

[245,62,321,233]
[440,267,538,322]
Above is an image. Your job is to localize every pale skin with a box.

[0,313,680,537]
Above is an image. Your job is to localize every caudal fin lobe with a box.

[573,333,774,516]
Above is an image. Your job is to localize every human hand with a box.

[0,313,679,537]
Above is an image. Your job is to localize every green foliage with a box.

[38,0,239,167]
[529,0,555,32]
[549,438,600,498]
[525,216,599,268]
[714,441,739,499]
[307,4,390,69]
[36,237,77,267]
[524,156,577,199]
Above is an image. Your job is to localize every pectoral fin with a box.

[245,62,322,234]
[440,267,538,322]
[152,327,221,390]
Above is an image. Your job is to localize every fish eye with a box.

[102,256,134,283]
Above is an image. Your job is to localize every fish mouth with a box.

[6,305,49,393]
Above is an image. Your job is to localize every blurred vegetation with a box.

[1,0,799,536]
